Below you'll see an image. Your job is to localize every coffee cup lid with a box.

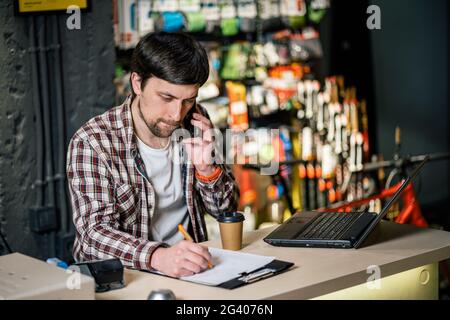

[217,212,245,223]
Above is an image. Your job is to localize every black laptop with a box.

[264,157,429,249]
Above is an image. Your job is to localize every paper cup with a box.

[217,212,245,251]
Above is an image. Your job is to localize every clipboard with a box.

[142,259,294,290]
[218,259,294,290]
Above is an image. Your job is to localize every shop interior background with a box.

[0,0,448,296]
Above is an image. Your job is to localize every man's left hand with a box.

[182,112,217,176]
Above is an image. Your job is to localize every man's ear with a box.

[130,72,142,96]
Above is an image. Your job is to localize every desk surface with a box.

[97,221,450,300]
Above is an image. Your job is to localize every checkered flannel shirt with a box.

[67,96,239,270]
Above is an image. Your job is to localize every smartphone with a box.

[182,101,202,139]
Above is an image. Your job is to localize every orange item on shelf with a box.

[318,179,327,192]
[306,164,316,180]
[299,164,307,179]
[266,185,279,202]
[268,64,303,80]
[234,166,256,208]
[225,81,249,131]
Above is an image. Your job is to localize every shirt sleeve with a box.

[67,135,167,270]
[195,164,240,218]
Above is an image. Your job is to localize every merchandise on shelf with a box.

[116,0,140,49]
[113,1,380,232]
[225,81,249,131]
[113,0,332,49]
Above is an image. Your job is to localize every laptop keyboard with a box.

[296,212,364,240]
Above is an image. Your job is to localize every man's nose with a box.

[169,102,182,121]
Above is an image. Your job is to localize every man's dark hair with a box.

[130,32,209,97]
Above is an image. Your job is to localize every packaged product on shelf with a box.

[237,0,257,33]
[153,0,179,12]
[289,28,323,61]
[137,0,155,36]
[257,129,276,164]
[220,43,248,80]
[181,0,205,33]
[118,0,140,49]
[280,0,307,28]
[247,85,279,117]
[198,45,221,101]
[201,0,220,33]
[240,169,257,232]
[225,81,249,131]
[259,0,283,31]
[265,184,285,224]
[279,127,294,185]
[266,66,301,108]
[262,42,280,67]
[220,0,239,36]
[155,11,185,32]
[200,97,229,129]
[184,11,206,33]
[308,0,331,24]
[179,0,201,12]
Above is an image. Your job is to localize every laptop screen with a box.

[353,156,429,248]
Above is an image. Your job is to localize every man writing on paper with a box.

[67,32,239,278]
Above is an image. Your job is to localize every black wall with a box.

[370,0,449,209]
[0,1,115,259]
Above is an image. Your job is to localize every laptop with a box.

[264,156,429,249]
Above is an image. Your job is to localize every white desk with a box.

[97,221,450,300]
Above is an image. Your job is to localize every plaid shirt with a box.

[67,96,239,270]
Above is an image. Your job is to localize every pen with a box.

[178,224,213,269]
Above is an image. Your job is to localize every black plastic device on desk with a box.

[74,258,125,293]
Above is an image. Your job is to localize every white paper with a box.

[180,248,275,286]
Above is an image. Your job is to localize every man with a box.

[67,32,239,278]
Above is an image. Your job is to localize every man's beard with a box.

[138,102,181,138]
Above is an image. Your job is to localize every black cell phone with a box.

[183,102,202,139]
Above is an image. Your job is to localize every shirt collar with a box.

[119,95,138,158]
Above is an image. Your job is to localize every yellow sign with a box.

[18,0,88,13]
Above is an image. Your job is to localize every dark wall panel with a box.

[370,0,449,206]
[0,1,115,258]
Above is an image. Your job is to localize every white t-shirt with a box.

[136,136,189,246]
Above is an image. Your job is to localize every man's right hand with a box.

[150,240,212,278]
